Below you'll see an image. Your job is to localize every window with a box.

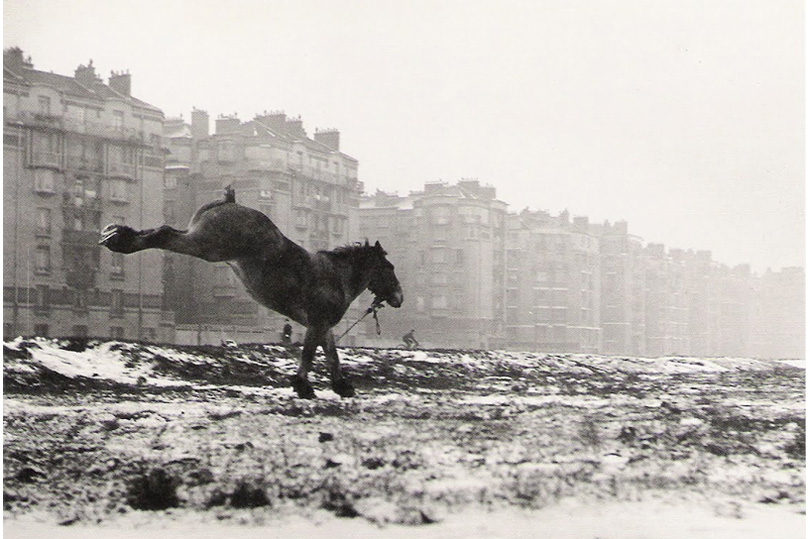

[34,246,51,274]
[36,208,52,236]
[38,96,51,115]
[111,253,125,277]
[34,323,49,337]
[295,211,308,228]
[455,249,465,265]
[431,249,445,264]
[74,289,87,310]
[71,325,88,338]
[432,295,448,309]
[164,201,176,224]
[143,328,157,342]
[110,326,125,340]
[109,179,128,202]
[111,289,124,317]
[34,285,49,314]
[164,174,177,189]
[112,110,124,130]
[34,169,56,193]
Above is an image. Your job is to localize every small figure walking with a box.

[402,329,419,349]
[282,319,293,344]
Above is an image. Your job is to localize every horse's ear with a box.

[364,238,370,247]
[374,240,382,250]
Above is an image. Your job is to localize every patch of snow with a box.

[779,359,806,369]
[4,500,805,539]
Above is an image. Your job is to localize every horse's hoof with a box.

[99,224,137,253]
[332,378,355,398]
[290,375,316,399]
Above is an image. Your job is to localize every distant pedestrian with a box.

[402,329,419,349]
[282,320,293,344]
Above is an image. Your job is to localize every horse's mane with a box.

[320,241,385,261]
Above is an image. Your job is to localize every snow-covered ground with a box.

[3,338,805,537]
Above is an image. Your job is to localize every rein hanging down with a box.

[336,298,385,343]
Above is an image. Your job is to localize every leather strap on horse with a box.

[336,299,384,343]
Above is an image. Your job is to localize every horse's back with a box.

[187,201,286,259]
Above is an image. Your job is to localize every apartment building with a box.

[505,209,601,353]
[163,110,362,344]
[597,221,647,356]
[360,180,507,348]
[3,48,173,341]
[751,267,805,359]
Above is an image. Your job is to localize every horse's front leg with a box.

[324,330,355,398]
[290,327,321,399]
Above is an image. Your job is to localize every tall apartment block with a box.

[598,220,647,356]
[360,180,507,348]
[163,110,361,344]
[751,267,805,359]
[3,48,173,341]
[505,209,601,353]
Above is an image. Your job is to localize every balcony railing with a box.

[108,161,137,179]
[245,158,286,172]
[62,229,101,246]
[30,150,61,169]
[12,111,63,129]
[62,192,102,211]
[66,155,103,173]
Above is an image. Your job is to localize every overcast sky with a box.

[4,0,804,272]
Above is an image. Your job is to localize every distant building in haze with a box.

[360,180,508,348]
[504,209,601,353]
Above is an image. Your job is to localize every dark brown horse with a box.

[99,186,403,399]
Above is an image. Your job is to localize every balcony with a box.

[62,229,101,246]
[108,161,137,179]
[245,158,286,172]
[62,193,102,211]
[66,155,103,173]
[13,111,63,129]
[61,118,142,143]
[30,150,61,169]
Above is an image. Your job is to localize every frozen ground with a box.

[3,338,806,538]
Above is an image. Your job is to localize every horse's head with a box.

[367,240,403,308]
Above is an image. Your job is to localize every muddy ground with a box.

[2,338,805,536]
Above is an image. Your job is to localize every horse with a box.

[99,186,403,399]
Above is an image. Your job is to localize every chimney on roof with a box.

[74,59,100,86]
[314,128,340,151]
[255,111,287,131]
[215,114,240,135]
[109,70,131,96]
[284,116,306,138]
[3,47,33,73]
[573,216,589,231]
[191,108,209,139]
[424,181,445,194]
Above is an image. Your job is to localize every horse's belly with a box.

[229,262,308,324]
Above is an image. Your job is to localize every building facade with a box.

[505,210,601,353]
[163,110,362,344]
[360,180,507,348]
[3,48,173,341]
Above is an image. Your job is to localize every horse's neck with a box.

[327,253,373,302]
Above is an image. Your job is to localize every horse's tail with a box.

[224,184,236,203]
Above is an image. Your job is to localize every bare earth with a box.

[3,338,805,538]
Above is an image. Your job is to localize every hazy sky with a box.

[4,0,804,272]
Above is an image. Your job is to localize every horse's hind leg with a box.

[100,224,219,260]
[324,330,355,398]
